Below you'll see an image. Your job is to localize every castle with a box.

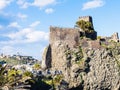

[50,16,97,44]
[42,16,120,69]
[41,16,120,90]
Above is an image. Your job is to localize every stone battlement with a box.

[78,16,93,23]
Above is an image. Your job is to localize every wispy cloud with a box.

[16,0,25,5]
[3,27,48,45]
[17,0,56,9]
[32,0,56,8]
[0,45,26,56]
[17,13,28,19]
[0,46,15,55]
[17,0,30,9]
[8,22,21,28]
[82,0,105,10]
[45,8,54,14]
[29,21,40,27]
[0,0,13,10]
[0,25,3,30]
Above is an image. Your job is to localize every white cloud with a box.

[29,21,40,27]
[0,45,24,56]
[4,27,48,44]
[17,0,30,8]
[45,8,54,14]
[17,0,56,9]
[17,0,25,5]
[8,22,21,28]
[82,0,105,10]
[17,13,27,19]
[26,30,49,42]
[7,28,31,40]
[21,2,31,8]
[32,0,56,8]
[0,46,15,55]
[0,25,3,30]
[0,0,13,10]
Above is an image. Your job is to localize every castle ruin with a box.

[111,32,119,42]
[41,16,120,90]
[42,16,120,69]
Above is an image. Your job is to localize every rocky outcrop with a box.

[111,32,119,42]
[41,17,120,90]
[42,45,51,69]
[83,48,120,90]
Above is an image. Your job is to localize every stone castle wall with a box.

[50,26,81,48]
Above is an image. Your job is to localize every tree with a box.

[76,20,86,30]
[76,20,94,33]
[7,68,21,86]
[33,63,41,70]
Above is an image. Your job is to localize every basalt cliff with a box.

[42,16,120,90]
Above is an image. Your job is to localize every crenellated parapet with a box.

[78,16,93,24]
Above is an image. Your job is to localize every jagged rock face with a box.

[111,32,119,42]
[83,48,120,90]
[42,45,51,69]
[42,27,120,90]
[42,43,120,90]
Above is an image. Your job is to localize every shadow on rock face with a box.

[69,84,84,90]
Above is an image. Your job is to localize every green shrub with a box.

[73,46,83,61]
[53,75,63,85]
[97,36,101,40]
[23,71,33,78]
[33,63,41,70]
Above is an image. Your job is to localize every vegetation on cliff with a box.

[76,20,94,33]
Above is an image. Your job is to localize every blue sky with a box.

[0,0,120,60]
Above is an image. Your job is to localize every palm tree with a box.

[0,65,7,87]
[7,68,22,86]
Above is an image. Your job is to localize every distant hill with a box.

[0,55,38,65]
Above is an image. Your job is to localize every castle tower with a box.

[77,16,97,40]
[77,16,94,31]
[78,16,93,24]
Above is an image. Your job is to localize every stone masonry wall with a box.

[50,26,81,48]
